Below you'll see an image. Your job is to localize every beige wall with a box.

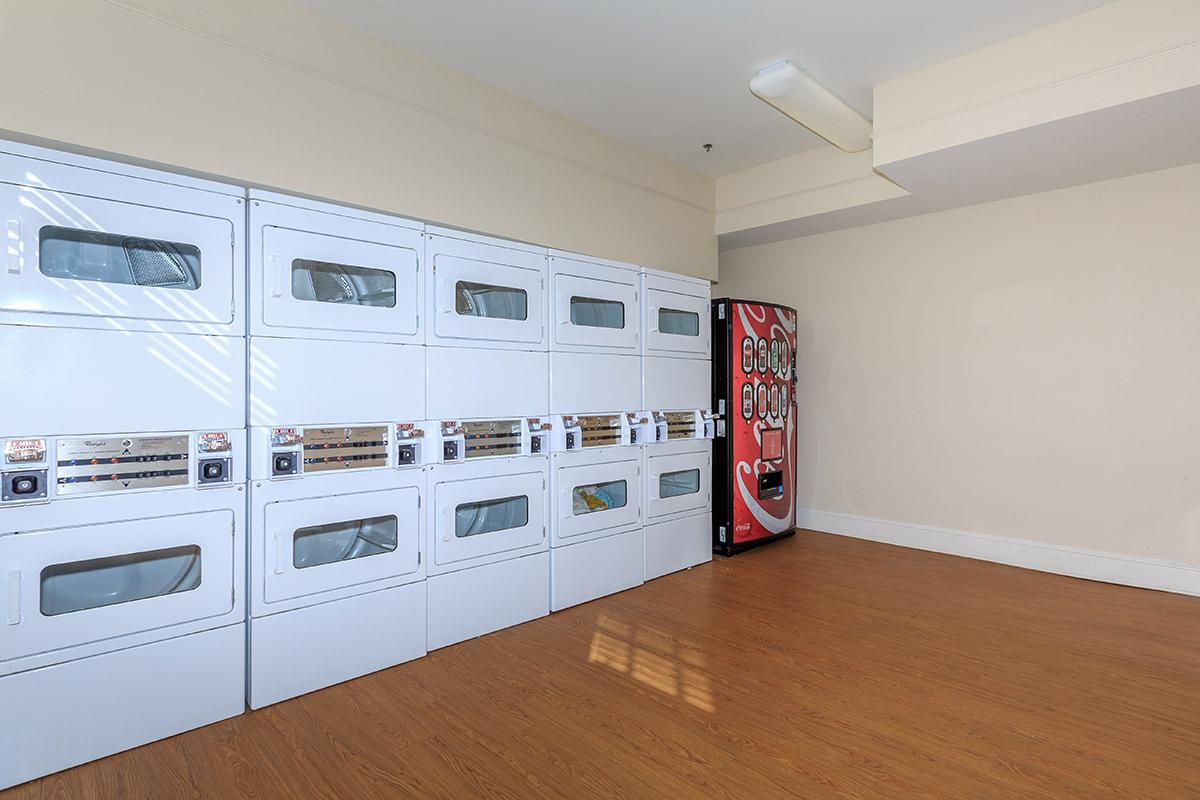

[718,164,1200,566]
[0,0,715,279]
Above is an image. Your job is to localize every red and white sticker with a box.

[199,431,232,452]
[5,438,46,464]
[271,428,302,446]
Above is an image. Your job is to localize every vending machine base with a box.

[713,528,795,557]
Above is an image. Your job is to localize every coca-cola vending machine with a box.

[711,298,797,555]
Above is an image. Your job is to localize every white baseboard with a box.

[796,508,1200,598]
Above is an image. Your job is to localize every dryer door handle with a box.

[273,531,286,575]
[6,219,21,274]
[649,306,659,333]
[560,488,573,518]
[7,570,21,626]
[269,254,285,298]
[441,507,452,541]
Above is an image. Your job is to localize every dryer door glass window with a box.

[658,308,700,337]
[659,468,700,498]
[292,259,396,308]
[455,495,529,537]
[455,281,527,321]
[570,296,625,329]
[39,545,202,616]
[293,514,398,569]
[572,479,628,515]
[39,226,201,289]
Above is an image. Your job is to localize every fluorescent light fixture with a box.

[749,61,873,153]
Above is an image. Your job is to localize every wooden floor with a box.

[7,532,1199,799]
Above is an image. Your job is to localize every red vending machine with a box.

[711,298,798,555]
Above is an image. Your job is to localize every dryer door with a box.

[556,457,641,541]
[1,510,235,662]
[0,184,235,327]
[645,449,711,520]
[262,487,420,605]
[433,470,546,567]
[644,287,710,358]
[260,226,421,340]
[430,252,545,346]
[552,272,638,352]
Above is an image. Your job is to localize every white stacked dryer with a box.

[246,423,427,708]
[0,139,246,434]
[425,227,549,419]
[246,192,428,707]
[422,228,551,649]
[424,420,551,649]
[248,190,425,427]
[548,251,645,609]
[0,140,247,788]
[639,267,716,580]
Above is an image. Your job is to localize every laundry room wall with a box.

[717,163,1200,577]
[0,0,715,279]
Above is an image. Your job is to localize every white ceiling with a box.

[300,0,1114,176]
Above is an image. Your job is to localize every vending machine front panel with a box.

[711,299,798,555]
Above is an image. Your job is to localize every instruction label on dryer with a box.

[56,435,189,495]
[302,426,388,472]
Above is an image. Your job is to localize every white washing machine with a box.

[0,139,246,436]
[424,418,551,650]
[0,429,246,789]
[549,413,643,610]
[548,251,641,414]
[642,433,714,581]
[247,191,425,427]
[247,422,428,708]
[425,228,549,419]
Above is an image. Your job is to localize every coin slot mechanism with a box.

[757,470,784,500]
[2,469,49,503]
[197,457,231,486]
[395,424,424,467]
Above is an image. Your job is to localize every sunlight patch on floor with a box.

[588,614,716,712]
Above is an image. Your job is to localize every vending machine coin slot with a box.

[757,470,784,500]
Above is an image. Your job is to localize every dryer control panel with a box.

[427,418,550,462]
[253,422,426,479]
[643,409,717,444]
[551,413,633,451]
[0,430,243,505]
[259,423,419,479]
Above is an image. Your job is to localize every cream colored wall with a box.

[0,0,715,279]
[718,164,1200,566]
